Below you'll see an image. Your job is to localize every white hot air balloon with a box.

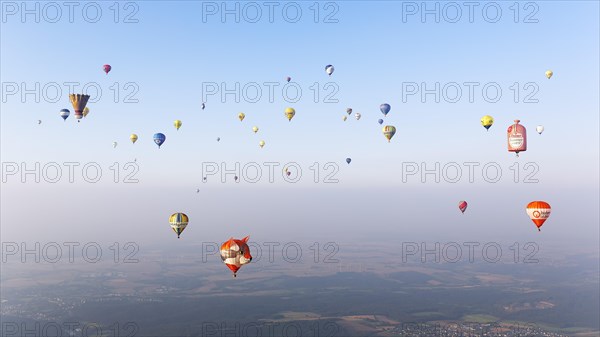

[325,65,334,76]
[536,125,544,135]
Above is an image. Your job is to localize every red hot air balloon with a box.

[458,201,468,214]
[526,201,551,231]
[103,64,112,74]
[507,120,527,157]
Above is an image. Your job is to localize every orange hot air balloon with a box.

[526,201,551,231]
[220,236,252,277]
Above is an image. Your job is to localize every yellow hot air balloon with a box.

[545,70,553,79]
[169,213,189,239]
[343,116,347,121]
[252,126,259,133]
[284,107,295,121]
[83,107,90,118]
[130,134,138,144]
[238,113,245,121]
[259,140,265,148]
[174,120,182,130]
[69,94,90,121]
[382,125,396,143]
[481,115,494,131]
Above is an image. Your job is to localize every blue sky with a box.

[1,1,598,250]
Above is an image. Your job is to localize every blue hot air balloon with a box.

[378,119,384,125]
[60,109,70,121]
[346,158,351,164]
[380,103,391,116]
[153,133,166,148]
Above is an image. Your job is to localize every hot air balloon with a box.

[382,125,396,142]
[234,176,239,182]
[201,102,206,110]
[343,116,347,122]
[526,201,551,231]
[113,142,118,148]
[481,115,494,131]
[83,107,90,118]
[130,134,138,144]
[545,70,553,79]
[174,120,182,130]
[284,107,295,121]
[103,64,111,74]
[220,236,252,277]
[536,125,544,135]
[378,119,384,125]
[69,94,90,121]
[60,109,70,121]
[203,177,207,182]
[380,103,391,116]
[325,65,334,76]
[259,140,265,148]
[197,189,200,193]
[346,158,351,164]
[238,113,245,122]
[153,133,166,148]
[458,201,468,214]
[507,120,527,157]
[217,137,220,142]
[169,213,189,238]
[286,171,291,176]
[346,108,352,115]
[38,120,42,124]
[286,76,291,82]
[355,112,361,120]
[252,126,259,133]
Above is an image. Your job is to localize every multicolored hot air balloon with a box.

[325,65,334,76]
[130,134,138,144]
[169,213,189,238]
[507,120,527,157]
[284,107,295,121]
[259,140,265,148]
[60,109,70,121]
[536,125,544,135]
[238,113,245,122]
[481,115,494,131]
[346,108,352,115]
[526,201,551,231]
[220,236,252,277]
[252,126,259,134]
[458,201,468,214]
[380,103,391,116]
[346,158,351,164]
[355,112,361,120]
[69,94,90,121]
[378,119,384,125]
[103,64,111,74]
[83,107,90,118]
[153,133,166,148]
[174,120,182,130]
[545,70,553,79]
[382,125,396,142]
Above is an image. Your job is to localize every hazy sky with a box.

[1,1,598,253]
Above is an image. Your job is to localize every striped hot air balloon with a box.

[526,201,551,231]
[220,236,252,277]
[169,213,189,238]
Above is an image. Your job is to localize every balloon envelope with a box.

[378,119,384,125]
[220,236,252,277]
[153,133,166,148]
[238,113,245,121]
[252,126,259,133]
[355,113,361,120]
[380,103,391,116]
[259,140,265,148]
[382,125,396,142]
[481,115,494,130]
[130,134,138,144]
[526,201,551,231]
[83,107,90,118]
[346,108,352,115]
[103,64,111,74]
[113,142,117,148]
[545,70,553,79]
[458,201,468,213]
[174,120,182,130]
[325,65,334,75]
[536,125,544,134]
[346,158,351,164]
[284,107,295,121]
[60,109,70,121]
[169,213,189,238]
